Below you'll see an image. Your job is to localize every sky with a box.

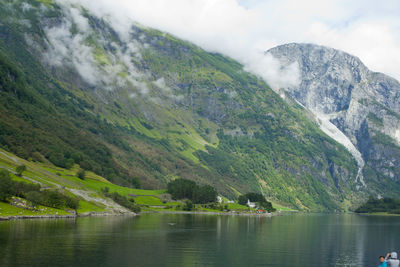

[63,0,400,84]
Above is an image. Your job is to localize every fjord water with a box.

[0,214,399,266]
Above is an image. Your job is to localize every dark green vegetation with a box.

[183,200,194,211]
[77,169,86,180]
[355,197,400,214]
[26,189,79,210]
[167,178,217,204]
[0,169,40,201]
[0,0,382,211]
[0,170,15,201]
[238,192,276,212]
[0,169,78,210]
[15,164,26,176]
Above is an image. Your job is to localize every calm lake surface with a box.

[1,213,399,266]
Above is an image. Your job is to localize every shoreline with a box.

[140,210,285,217]
[0,211,136,221]
[0,210,288,221]
[356,212,400,217]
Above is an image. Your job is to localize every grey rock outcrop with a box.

[267,43,400,192]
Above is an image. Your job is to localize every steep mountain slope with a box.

[267,43,400,196]
[0,0,374,211]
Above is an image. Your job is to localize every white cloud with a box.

[153,78,171,93]
[42,4,151,93]
[55,0,400,83]
[244,52,300,90]
[43,13,98,85]
[68,6,90,32]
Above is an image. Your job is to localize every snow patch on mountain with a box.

[315,112,366,187]
[395,129,400,144]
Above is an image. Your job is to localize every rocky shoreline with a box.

[0,214,76,221]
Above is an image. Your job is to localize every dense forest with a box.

[355,197,400,214]
[167,178,217,204]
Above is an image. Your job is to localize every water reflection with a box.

[0,214,400,266]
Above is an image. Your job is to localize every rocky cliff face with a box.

[267,43,400,193]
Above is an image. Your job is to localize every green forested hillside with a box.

[0,0,379,211]
[355,197,400,214]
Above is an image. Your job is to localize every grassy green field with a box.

[271,202,297,212]
[227,203,251,211]
[0,202,70,217]
[76,200,107,214]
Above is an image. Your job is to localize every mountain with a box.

[267,43,400,196]
[0,0,384,211]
